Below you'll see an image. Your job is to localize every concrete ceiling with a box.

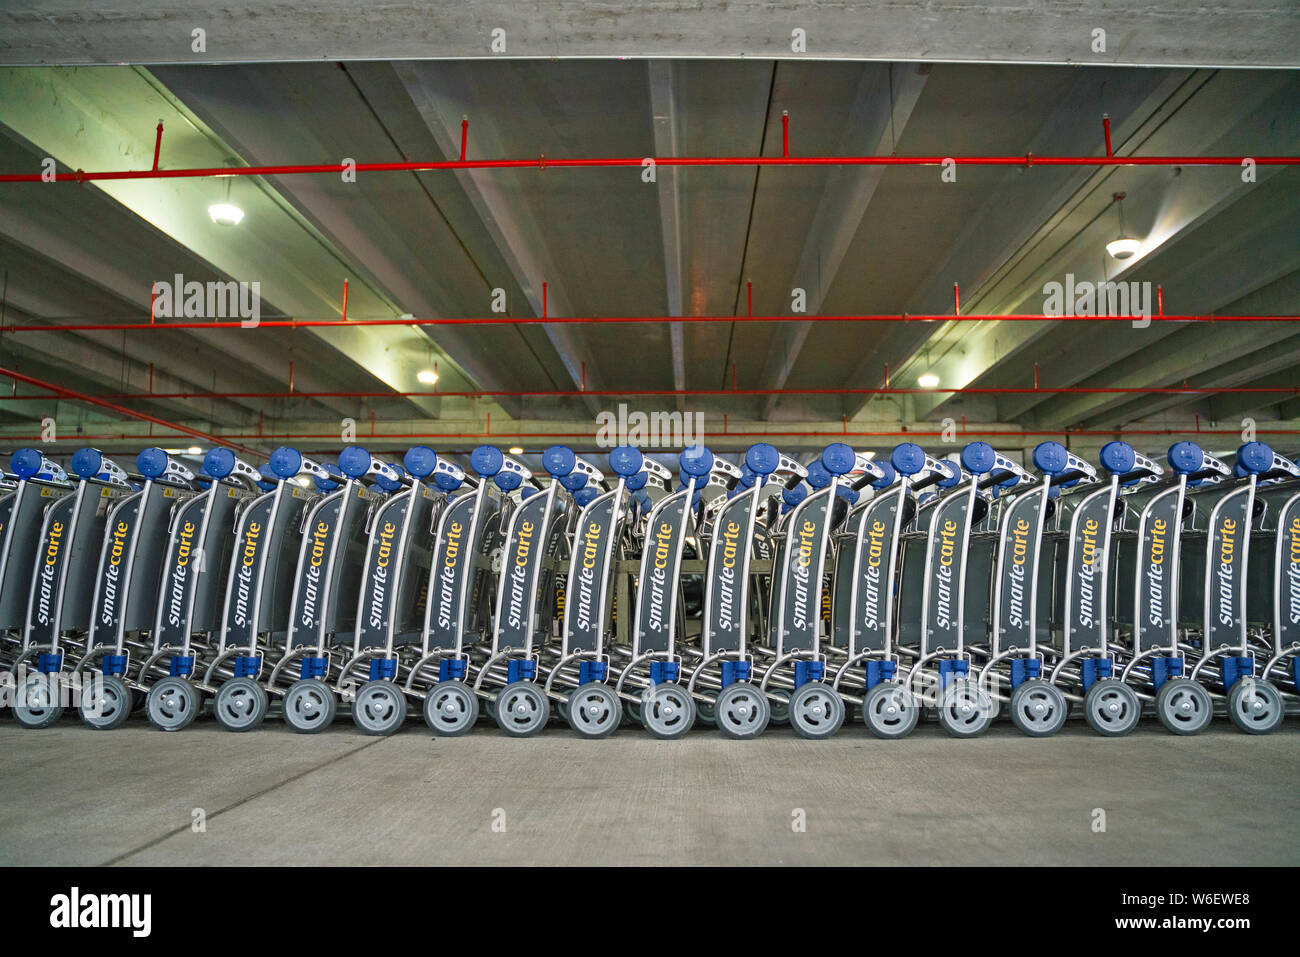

[2,1,1298,68]
[0,55,1297,469]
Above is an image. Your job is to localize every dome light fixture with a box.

[917,373,940,389]
[508,446,524,455]
[207,202,244,226]
[1105,192,1140,260]
[417,369,439,385]
[1105,237,1140,260]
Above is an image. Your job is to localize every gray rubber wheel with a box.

[14,671,63,729]
[283,678,337,733]
[352,679,408,735]
[1009,678,1069,737]
[424,680,479,736]
[714,682,769,739]
[788,682,845,739]
[1083,678,1141,737]
[567,682,621,738]
[937,678,994,738]
[696,692,717,726]
[624,699,642,724]
[640,683,696,739]
[1155,677,1213,735]
[146,677,200,732]
[1226,677,1285,735]
[862,681,920,739]
[80,674,132,730]
[213,676,269,732]
[495,680,550,737]
[768,691,790,725]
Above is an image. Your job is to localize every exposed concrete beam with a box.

[151,62,526,419]
[756,62,927,419]
[844,67,1190,421]
[0,66,450,420]
[394,61,604,418]
[648,60,687,412]
[1032,323,1300,431]
[3,2,1297,68]
[875,69,1299,425]
[0,193,358,422]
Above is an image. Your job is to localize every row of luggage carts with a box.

[1,434,1297,739]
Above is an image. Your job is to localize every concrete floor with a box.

[1,715,1296,866]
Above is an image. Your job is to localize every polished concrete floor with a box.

[1,714,1296,866]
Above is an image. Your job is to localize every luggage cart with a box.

[830,443,951,739]
[757,443,874,739]
[12,450,133,728]
[409,445,529,736]
[207,447,334,731]
[1183,443,1299,734]
[475,445,596,736]
[0,450,74,681]
[139,448,262,730]
[543,445,666,738]
[899,443,1024,738]
[338,446,464,735]
[614,444,717,738]
[73,448,202,729]
[687,444,789,739]
[1117,441,1232,735]
[272,446,402,733]
[1257,448,1300,730]
[1043,441,1163,736]
[976,442,1097,737]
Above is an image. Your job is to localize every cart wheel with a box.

[1083,678,1141,737]
[80,674,132,730]
[768,691,790,725]
[567,682,621,739]
[624,699,642,724]
[788,683,845,739]
[213,677,269,732]
[1009,678,1069,737]
[937,679,994,738]
[423,680,479,737]
[862,681,920,739]
[1155,677,1213,735]
[352,680,408,736]
[696,691,717,726]
[130,689,147,712]
[641,683,696,739]
[713,683,769,739]
[14,671,63,729]
[1226,677,1285,735]
[146,677,200,732]
[283,678,337,733]
[496,680,550,737]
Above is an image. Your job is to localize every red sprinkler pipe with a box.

[5,312,1294,334]
[152,122,164,171]
[0,366,262,456]
[3,152,1296,184]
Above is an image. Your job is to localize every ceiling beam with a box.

[648,61,687,412]
[754,62,927,419]
[394,61,605,418]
